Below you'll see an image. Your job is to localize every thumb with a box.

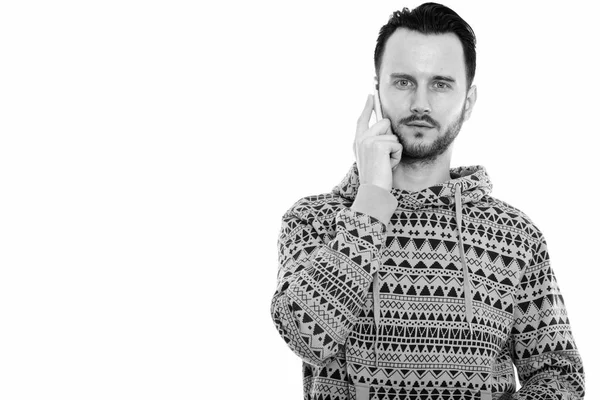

[389,142,403,168]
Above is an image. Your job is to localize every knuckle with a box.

[371,140,385,150]
[360,136,373,146]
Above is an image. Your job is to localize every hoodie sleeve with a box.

[508,237,585,399]
[271,184,398,366]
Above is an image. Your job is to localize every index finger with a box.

[356,94,374,136]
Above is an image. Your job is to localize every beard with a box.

[390,103,466,166]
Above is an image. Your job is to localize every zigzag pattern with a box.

[272,163,584,399]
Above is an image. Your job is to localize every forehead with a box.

[381,28,466,83]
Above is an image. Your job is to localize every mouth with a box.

[406,123,434,129]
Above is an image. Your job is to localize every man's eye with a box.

[434,82,449,89]
[396,79,412,88]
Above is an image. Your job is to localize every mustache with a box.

[398,114,440,129]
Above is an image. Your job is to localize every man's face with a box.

[378,28,476,165]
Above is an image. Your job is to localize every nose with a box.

[410,86,431,115]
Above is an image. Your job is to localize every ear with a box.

[463,85,477,121]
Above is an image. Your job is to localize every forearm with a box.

[271,185,397,365]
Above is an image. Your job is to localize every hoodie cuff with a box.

[350,183,398,226]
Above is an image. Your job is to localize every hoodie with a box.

[271,162,584,400]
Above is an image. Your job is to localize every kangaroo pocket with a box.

[345,344,496,400]
[349,383,493,400]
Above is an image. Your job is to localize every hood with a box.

[332,162,493,368]
[332,161,492,209]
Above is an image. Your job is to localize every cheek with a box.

[430,94,462,111]
[431,97,465,122]
[382,95,411,119]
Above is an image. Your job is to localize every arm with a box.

[509,237,585,399]
[270,184,397,366]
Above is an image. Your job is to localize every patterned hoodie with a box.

[271,162,584,400]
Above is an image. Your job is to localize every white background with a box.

[0,0,597,399]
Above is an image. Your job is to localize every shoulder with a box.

[474,194,545,244]
[283,191,352,223]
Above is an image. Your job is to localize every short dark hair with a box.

[374,2,476,88]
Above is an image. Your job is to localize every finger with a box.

[390,142,403,168]
[389,142,403,157]
[359,131,398,148]
[356,94,374,135]
[371,118,392,136]
[357,122,390,144]
[359,137,398,151]
[362,135,398,143]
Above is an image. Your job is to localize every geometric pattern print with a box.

[509,240,585,399]
[272,207,386,365]
[272,163,584,400]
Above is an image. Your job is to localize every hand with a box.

[353,94,402,192]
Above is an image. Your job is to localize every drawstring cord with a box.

[371,182,473,368]
[455,183,474,335]
[373,272,381,367]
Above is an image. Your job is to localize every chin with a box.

[402,144,434,158]
[402,135,436,148]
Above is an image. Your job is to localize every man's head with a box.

[374,3,478,166]
[375,3,476,89]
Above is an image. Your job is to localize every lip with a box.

[406,123,434,128]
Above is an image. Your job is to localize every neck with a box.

[391,151,453,192]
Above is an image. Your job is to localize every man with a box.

[271,3,585,400]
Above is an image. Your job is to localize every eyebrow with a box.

[433,75,456,83]
[389,73,456,83]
